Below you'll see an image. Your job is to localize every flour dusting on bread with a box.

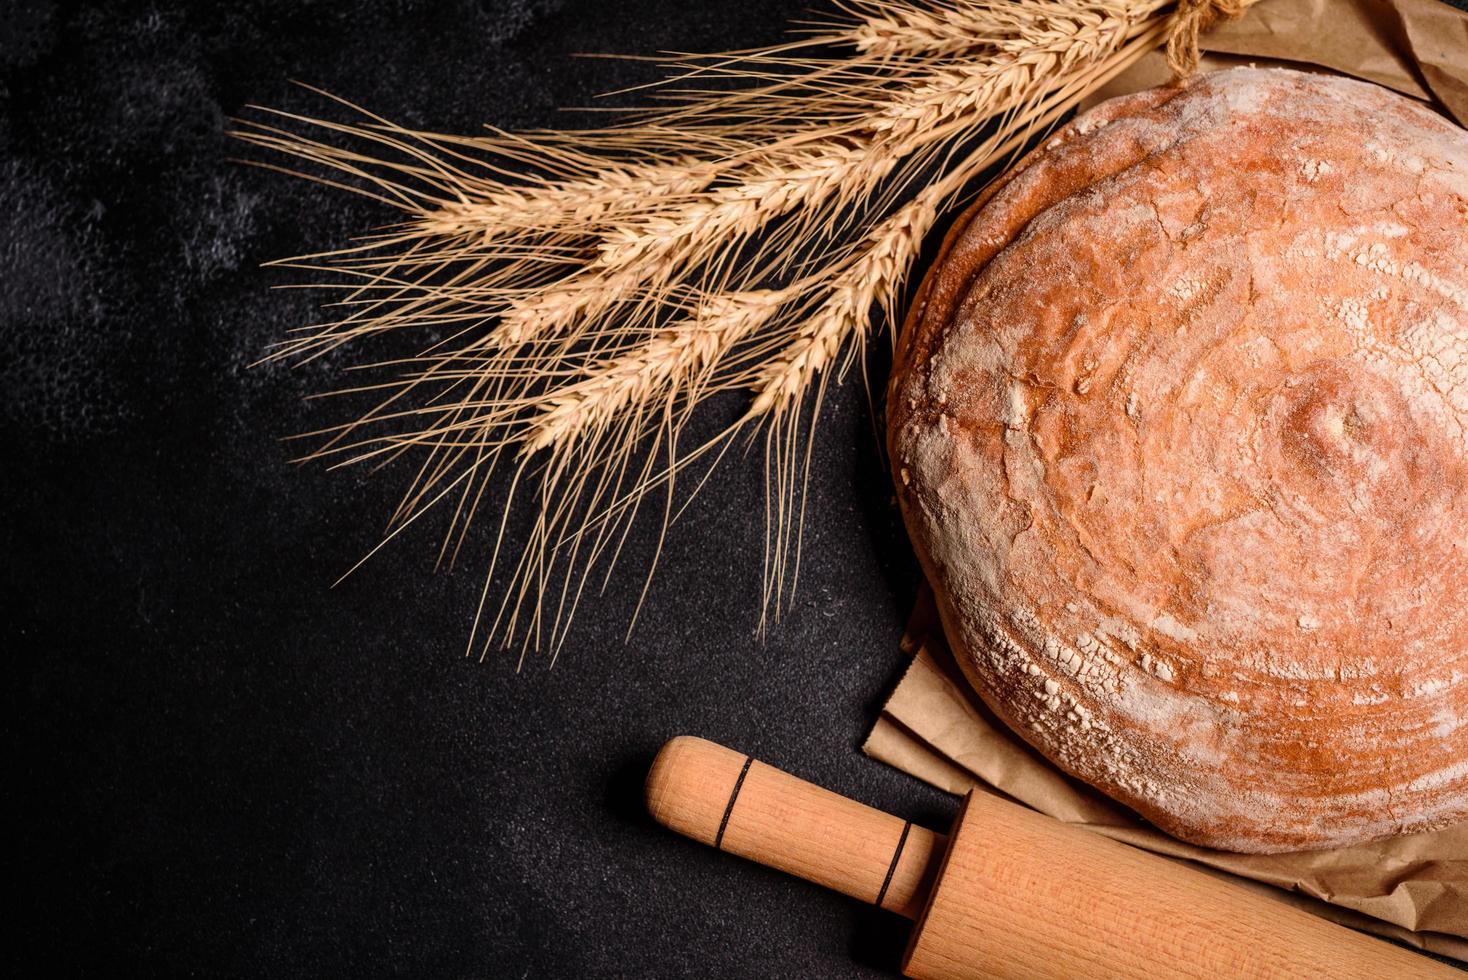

[888,68,1468,853]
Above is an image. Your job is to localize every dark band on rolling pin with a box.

[714,756,754,851]
[875,820,913,909]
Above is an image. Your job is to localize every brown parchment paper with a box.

[865,0,1468,963]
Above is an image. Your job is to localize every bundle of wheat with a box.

[235,0,1252,661]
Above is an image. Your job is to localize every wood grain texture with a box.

[646,736,942,918]
[903,790,1457,979]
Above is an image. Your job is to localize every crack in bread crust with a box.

[889,68,1468,853]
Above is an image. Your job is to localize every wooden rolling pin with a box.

[645,736,1454,979]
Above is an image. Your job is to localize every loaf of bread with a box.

[888,68,1468,852]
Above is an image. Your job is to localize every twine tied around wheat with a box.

[1166,0,1258,75]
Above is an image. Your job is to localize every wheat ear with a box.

[238,0,1254,657]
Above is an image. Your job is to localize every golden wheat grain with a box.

[845,0,1116,57]
[844,0,1021,57]
[592,13,1138,279]
[417,158,720,240]
[243,0,1254,655]
[592,145,867,272]
[522,289,789,454]
[747,195,937,419]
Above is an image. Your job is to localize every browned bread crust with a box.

[889,68,1468,852]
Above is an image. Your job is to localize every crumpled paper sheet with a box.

[866,0,1468,963]
[1204,0,1468,125]
[1082,0,1467,124]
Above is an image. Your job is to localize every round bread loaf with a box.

[888,67,1468,852]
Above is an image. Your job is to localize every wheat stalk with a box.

[750,197,935,421]
[417,158,719,239]
[237,0,1255,659]
[837,0,1155,57]
[524,289,789,455]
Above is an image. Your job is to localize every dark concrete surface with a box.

[5,1,952,975]
[8,1,1465,976]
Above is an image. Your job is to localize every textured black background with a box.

[5,1,954,974]
[9,1,1466,976]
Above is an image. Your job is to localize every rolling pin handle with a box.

[645,735,942,919]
